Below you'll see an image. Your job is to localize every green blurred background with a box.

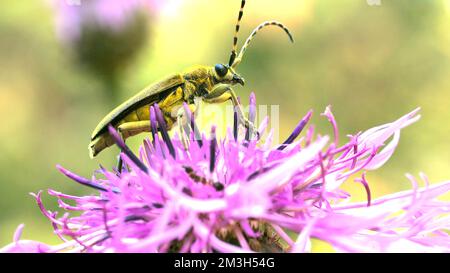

[0,0,449,248]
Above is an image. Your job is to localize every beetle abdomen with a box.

[89,104,154,158]
[90,74,185,141]
[88,86,186,158]
[89,132,115,158]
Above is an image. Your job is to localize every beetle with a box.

[88,0,293,159]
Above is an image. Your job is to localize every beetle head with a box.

[213,63,245,86]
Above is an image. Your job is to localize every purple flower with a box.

[51,0,162,43]
[50,0,167,102]
[2,93,449,253]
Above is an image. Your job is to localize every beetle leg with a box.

[203,84,231,101]
[203,92,232,104]
[228,89,260,140]
[117,150,124,173]
[117,120,152,139]
[114,121,152,173]
[172,103,197,150]
[176,108,189,150]
[203,86,259,140]
[114,131,126,173]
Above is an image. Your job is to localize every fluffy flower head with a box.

[2,94,449,253]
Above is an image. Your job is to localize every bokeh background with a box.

[1,0,449,251]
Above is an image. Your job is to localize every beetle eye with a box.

[214,64,228,78]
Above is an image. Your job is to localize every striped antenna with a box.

[228,0,246,67]
[231,21,294,68]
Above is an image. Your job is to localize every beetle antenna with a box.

[232,21,294,68]
[228,0,246,67]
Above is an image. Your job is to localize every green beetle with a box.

[89,0,293,158]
